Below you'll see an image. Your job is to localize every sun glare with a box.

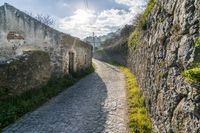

[73,9,96,25]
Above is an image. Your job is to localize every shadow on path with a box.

[3,60,128,133]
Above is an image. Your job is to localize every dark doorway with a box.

[69,52,74,73]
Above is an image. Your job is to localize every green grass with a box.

[0,64,95,131]
[195,37,200,48]
[144,0,156,19]
[118,66,152,133]
[182,65,200,83]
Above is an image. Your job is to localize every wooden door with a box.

[69,52,74,73]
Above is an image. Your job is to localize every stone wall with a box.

[128,0,200,132]
[0,3,92,77]
[0,50,51,99]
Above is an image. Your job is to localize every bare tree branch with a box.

[24,11,55,26]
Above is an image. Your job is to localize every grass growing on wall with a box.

[144,0,156,19]
[128,31,141,49]
[181,37,200,83]
[0,64,95,131]
[195,37,200,48]
[139,0,156,30]
[182,65,200,83]
[128,0,156,49]
[118,66,152,133]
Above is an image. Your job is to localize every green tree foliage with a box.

[101,25,133,47]
[120,24,134,38]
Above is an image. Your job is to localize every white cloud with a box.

[115,0,147,7]
[58,0,147,38]
[115,0,147,16]
[115,0,135,6]
[59,9,97,38]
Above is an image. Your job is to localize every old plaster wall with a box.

[0,3,92,77]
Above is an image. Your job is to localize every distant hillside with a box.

[83,25,132,49]
[94,24,133,65]
[83,32,118,48]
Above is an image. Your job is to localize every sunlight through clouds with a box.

[59,0,147,38]
[115,0,147,7]
[0,0,147,38]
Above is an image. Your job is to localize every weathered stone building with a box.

[0,3,92,97]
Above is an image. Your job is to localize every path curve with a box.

[3,59,128,133]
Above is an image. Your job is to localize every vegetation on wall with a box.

[139,0,156,30]
[128,31,141,49]
[118,66,152,132]
[143,0,156,20]
[0,64,95,131]
[128,0,156,49]
[182,65,200,83]
[195,37,200,48]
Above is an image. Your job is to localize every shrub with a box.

[182,66,200,83]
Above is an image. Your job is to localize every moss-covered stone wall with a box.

[0,50,51,99]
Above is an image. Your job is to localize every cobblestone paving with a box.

[3,60,128,133]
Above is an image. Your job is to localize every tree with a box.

[120,24,133,38]
[24,11,55,26]
[35,14,55,26]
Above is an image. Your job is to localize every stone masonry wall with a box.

[0,50,51,99]
[128,0,200,132]
[0,3,92,77]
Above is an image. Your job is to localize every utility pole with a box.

[83,0,95,53]
[93,32,95,53]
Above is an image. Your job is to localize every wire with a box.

[84,0,89,10]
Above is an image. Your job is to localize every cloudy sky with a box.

[0,0,147,38]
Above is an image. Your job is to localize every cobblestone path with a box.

[3,59,128,133]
